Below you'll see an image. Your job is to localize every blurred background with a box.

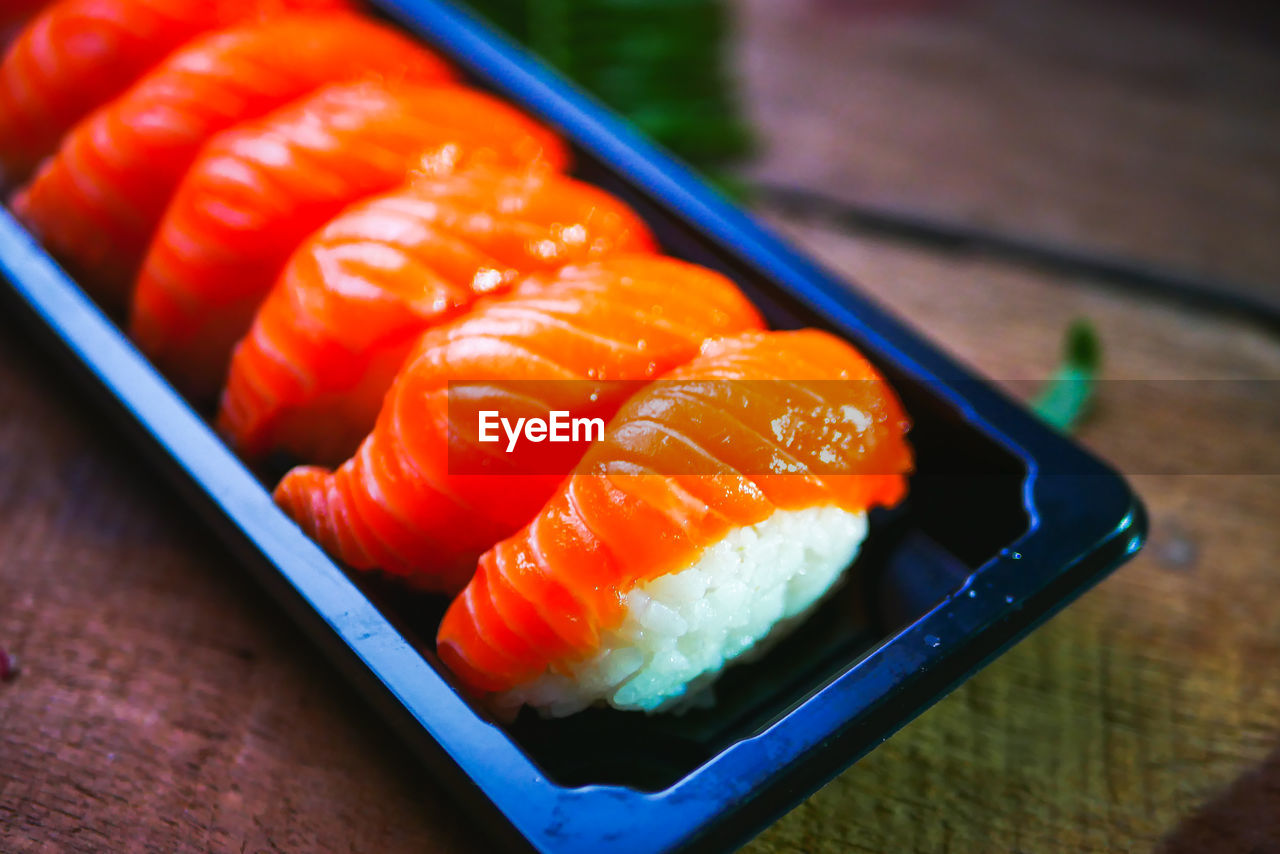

[467,0,1278,297]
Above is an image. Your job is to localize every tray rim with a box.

[0,1,1147,850]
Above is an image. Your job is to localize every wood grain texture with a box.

[0,322,481,853]
[2,0,1279,851]
[734,0,1280,302]
[742,218,1280,853]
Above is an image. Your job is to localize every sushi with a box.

[436,329,913,716]
[0,0,350,183]
[12,12,454,309]
[129,79,569,400]
[273,255,765,593]
[218,158,657,465]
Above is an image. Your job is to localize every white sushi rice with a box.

[496,505,869,717]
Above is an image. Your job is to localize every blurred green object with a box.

[1032,319,1101,433]
[463,0,753,166]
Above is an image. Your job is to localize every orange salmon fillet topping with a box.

[437,329,913,694]
[13,11,453,309]
[219,158,655,465]
[0,0,350,182]
[129,78,567,399]
[273,255,764,593]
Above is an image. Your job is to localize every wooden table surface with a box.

[2,1,1278,851]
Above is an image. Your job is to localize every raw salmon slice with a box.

[129,79,568,400]
[0,0,350,182]
[12,11,454,309]
[219,158,656,466]
[437,329,913,714]
[273,255,765,593]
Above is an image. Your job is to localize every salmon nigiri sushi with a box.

[0,0,350,182]
[12,12,454,309]
[437,329,914,716]
[219,160,656,466]
[273,256,765,593]
[129,79,568,400]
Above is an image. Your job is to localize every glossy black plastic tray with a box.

[0,1,1146,850]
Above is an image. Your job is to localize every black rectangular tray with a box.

[0,1,1146,851]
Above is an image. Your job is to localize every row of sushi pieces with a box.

[3,0,914,717]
